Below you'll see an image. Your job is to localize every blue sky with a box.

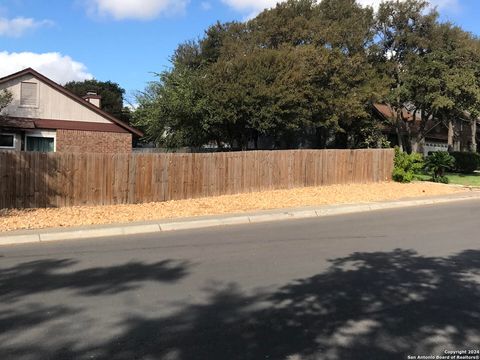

[0,0,477,102]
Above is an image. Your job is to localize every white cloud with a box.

[357,0,460,11]
[0,17,53,37]
[356,0,384,10]
[85,0,188,20]
[224,0,459,16]
[429,0,460,11]
[222,0,277,16]
[0,52,93,84]
[201,1,212,11]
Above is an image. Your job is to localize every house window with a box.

[26,137,54,152]
[25,130,56,152]
[20,82,38,107]
[0,133,15,149]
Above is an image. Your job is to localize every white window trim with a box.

[0,133,16,149]
[19,81,40,109]
[25,130,56,152]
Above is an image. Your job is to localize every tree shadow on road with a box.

[2,249,480,359]
[0,304,77,335]
[0,257,193,359]
[0,258,192,302]
[98,249,480,360]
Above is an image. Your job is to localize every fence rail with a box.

[0,149,394,209]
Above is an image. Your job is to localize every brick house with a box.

[0,68,142,153]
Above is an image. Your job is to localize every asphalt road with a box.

[1,200,480,360]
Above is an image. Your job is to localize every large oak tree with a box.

[134,0,480,152]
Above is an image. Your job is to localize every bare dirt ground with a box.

[0,182,466,232]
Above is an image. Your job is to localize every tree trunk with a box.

[316,127,327,149]
[447,116,454,152]
[411,140,419,154]
[395,120,404,151]
[411,110,430,155]
[395,108,404,151]
[394,66,404,151]
[471,119,477,153]
[405,119,413,153]
[241,132,249,151]
[335,132,348,149]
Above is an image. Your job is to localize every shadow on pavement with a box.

[2,249,480,359]
[0,258,192,302]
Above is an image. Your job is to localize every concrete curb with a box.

[1,193,480,246]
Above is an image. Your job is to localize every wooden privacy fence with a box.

[0,149,394,209]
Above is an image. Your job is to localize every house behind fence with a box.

[0,68,142,154]
[0,149,394,209]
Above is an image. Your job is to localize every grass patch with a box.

[414,173,431,181]
[445,172,480,186]
[415,172,480,186]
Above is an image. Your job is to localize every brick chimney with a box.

[83,91,102,108]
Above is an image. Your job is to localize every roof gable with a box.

[0,68,143,137]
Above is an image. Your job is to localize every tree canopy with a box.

[0,89,13,117]
[134,0,480,151]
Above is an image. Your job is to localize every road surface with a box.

[1,200,480,360]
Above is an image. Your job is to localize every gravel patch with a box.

[0,182,465,232]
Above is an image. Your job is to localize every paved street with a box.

[1,200,480,360]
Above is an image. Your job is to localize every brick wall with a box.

[56,129,132,153]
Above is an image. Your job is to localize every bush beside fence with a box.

[0,149,394,209]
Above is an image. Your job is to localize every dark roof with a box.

[373,103,418,122]
[1,116,129,133]
[0,68,143,137]
[0,117,35,129]
[373,103,480,124]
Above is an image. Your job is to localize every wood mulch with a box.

[0,182,465,232]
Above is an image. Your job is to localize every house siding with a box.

[56,130,131,153]
[0,74,111,124]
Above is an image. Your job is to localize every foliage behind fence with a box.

[0,149,394,209]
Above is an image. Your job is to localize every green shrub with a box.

[435,175,450,184]
[424,151,455,182]
[392,168,414,183]
[392,147,424,183]
[450,151,480,174]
